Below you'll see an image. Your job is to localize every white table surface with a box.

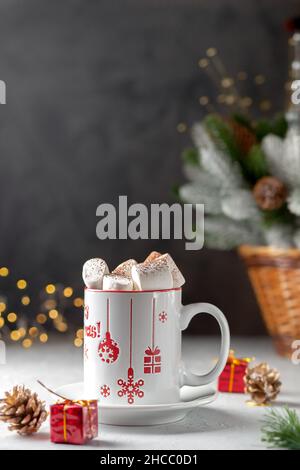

[0,336,299,450]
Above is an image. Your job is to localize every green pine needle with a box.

[204,114,241,162]
[270,114,288,139]
[261,407,300,450]
[182,148,200,166]
[242,144,269,182]
[262,205,295,227]
[255,114,288,141]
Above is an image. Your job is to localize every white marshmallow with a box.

[144,251,162,264]
[103,274,133,291]
[112,259,137,279]
[82,258,109,289]
[131,257,173,291]
[158,253,185,288]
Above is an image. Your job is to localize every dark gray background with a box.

[0,0,298,334]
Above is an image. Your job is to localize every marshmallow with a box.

[158,253,185,288]
[131,257,173,291]
[112,259,137,279]
[103,274,133,291]
[82,258,109,289]
[144,251,162,264]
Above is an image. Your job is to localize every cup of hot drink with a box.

[83,252,230,406]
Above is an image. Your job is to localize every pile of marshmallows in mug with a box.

[82,252,185,291]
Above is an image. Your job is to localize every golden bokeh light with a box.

[63,287,73,298]
[21,296,30,306]
[45,284,56,294]
[22,338,32,349]
[176,123,187,133]
[7,312,17,323]
[198,58,208,68]
[240,96,253,108]
[254,74,266,85]
[74,338,83,348]
[0,302,6,313]
[49,309,59,320]
[76,329,84,339]
[29,327,38,337]
[0,318,4,328]
[36,313,47,324]
[225,95,236,105]
[0,267,9,277]
[39,333,48,343]
[199,96,209,106]
[206,47,217,57]
[10,330,21,341]
[56,322,68,333]
[221,77,234,88]
[18,327,26,338]
[17,279,27,290]
[73,297,84,308]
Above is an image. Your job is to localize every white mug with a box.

[84,287,230,405]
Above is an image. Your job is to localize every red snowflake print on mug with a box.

[117,299,144,405]
[159,311,168,323]
[100,384,111,398]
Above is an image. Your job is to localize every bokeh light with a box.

[21,296,30,306]
[63,287,73,298]
[17,279,27,290]
[36,313,47,324]
[73,297,84,308]
[7,312,17,323]
[45,284,56,294]
[0,267,9,277]
[39,333,48,343]
[22,338,32,349]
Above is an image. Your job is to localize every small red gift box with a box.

[218,350,252,394]
[144,346,161,374]
[50,399,98,445]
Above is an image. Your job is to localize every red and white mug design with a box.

[84,288,230,406]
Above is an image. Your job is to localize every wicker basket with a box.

[239,245,300,358]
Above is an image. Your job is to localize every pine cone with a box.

[0,385,48,435]
[253,176,287,211]
[229,120,257,156]
[244,362,281,405]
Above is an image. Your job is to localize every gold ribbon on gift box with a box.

[227,350,254,393]
[62,400,93,442]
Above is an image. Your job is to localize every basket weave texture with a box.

[239,245,300,357]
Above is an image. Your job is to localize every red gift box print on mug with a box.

[144,298,162,374]
[144,346,161,374]
[117,299,144,405]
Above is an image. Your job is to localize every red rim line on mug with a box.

[85,287,182,294]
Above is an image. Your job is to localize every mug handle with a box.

[179,302,230,386]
